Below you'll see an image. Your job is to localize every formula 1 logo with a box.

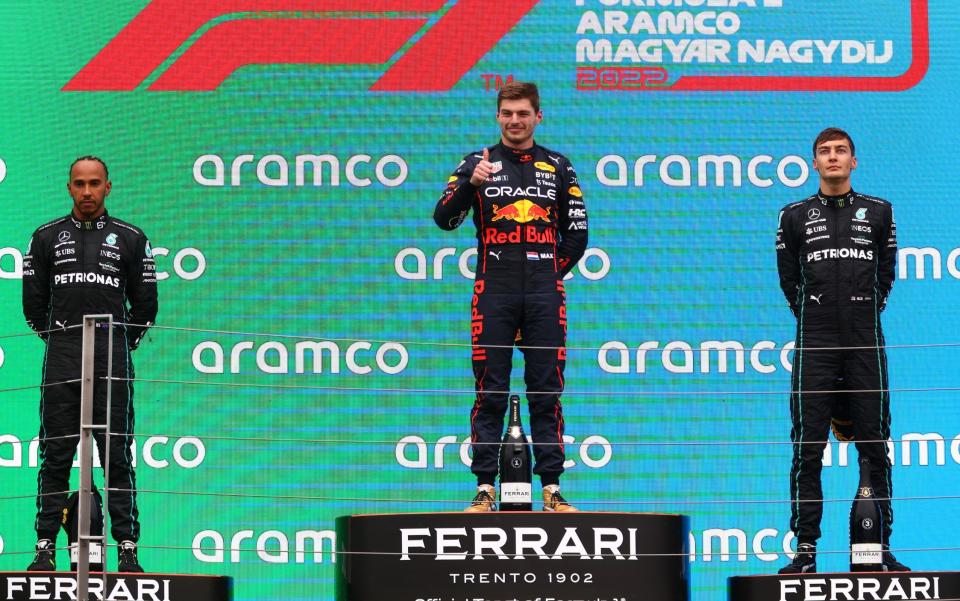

[64,1,540,92]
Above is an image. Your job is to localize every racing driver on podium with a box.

[776,128,908,573]
[434,81,588,513]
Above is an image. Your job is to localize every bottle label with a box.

[69,542,103,564]
[501,482,532,503]
[851,543,883,564]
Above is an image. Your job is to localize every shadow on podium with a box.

[336,511,689,601]
[0,572,232,600]
[729,570,960,600]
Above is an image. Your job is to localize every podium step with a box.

[336,511,689,601]
[0,572,232,600]
[729,571,959,600]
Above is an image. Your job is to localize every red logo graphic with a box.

[491,200,551,223]
[63,1,540,92]
[576,67,669,91]
[482,226,555,246]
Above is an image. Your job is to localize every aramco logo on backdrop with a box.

[63,0,540,92]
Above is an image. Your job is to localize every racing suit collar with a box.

[497,141,536,163]
[70,210,110,230]
[817,189,855,207]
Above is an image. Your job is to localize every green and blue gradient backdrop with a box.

[0,1,957,599]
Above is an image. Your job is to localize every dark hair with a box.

[497,81,540,113]
[69,155,109,179]
[812,128,855,157]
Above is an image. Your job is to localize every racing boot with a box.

[882,545,911,572]
[779,543,817,574]
[27,539,56,571]
[542,485,577,512]
[464,484,496,513]
[117,540,144,573]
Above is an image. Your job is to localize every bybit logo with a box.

[63,1,540,91]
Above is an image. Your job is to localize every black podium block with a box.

[336,511,689,601]
[729,571,960,601]
[0,571,232,600]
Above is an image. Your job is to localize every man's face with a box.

[68,160,110,220]
[497,98,542,149]
[813,138,857,184]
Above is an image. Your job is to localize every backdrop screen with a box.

[0,1,956,599]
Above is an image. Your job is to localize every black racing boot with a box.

[882,545,910,572]
[779,543,816,574]
[27,539,56,571]
[117,540,144,573]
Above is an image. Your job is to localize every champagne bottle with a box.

[63,487,104,571]
[498,394,533,511]
[849,457,883,572]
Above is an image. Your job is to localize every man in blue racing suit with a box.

[434,82,588,512]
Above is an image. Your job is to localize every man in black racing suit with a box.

[776,129,907,574]
[22,156,158,572]
[433,82,588,512]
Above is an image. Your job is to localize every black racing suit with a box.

[22,212,158,543]
[776,190,897,545]
[434,142,588,487]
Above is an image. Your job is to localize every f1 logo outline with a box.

[63,1,540,92]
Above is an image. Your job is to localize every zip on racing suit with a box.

[22,212,158,543]
[434,142,588,486]
[776,189,897,545]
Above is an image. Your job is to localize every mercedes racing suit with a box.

[22,212,158,543]
[434,142,588,486]
[776,190,897,544]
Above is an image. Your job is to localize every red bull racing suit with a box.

[434,142,588,486]
[22,212,158,543]
[776,190,897,545]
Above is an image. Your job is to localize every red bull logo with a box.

[483,226,556,245]
[491,199,552,223]
[472,280,485,360]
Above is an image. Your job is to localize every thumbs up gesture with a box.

[470,147,495,186]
